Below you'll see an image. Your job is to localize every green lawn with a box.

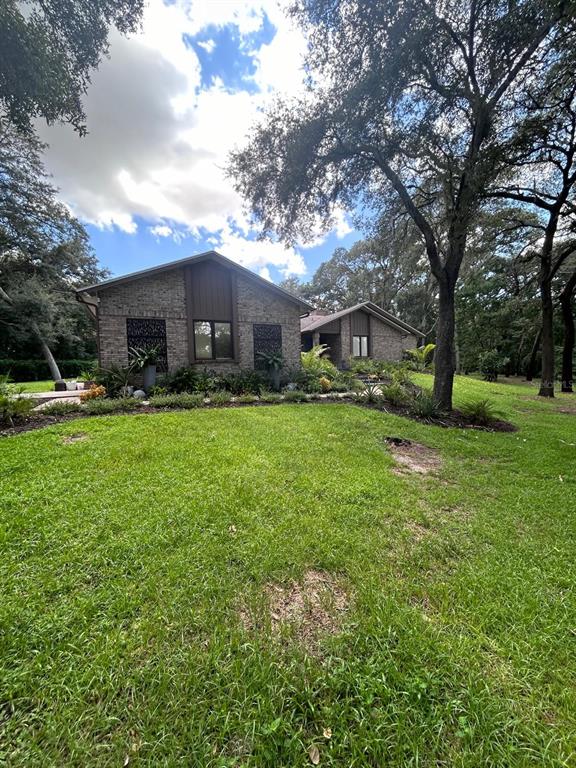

[9,379,62,393]
[1,376,575,766]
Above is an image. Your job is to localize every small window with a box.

[193,320,233,360]
[353,335,369,357]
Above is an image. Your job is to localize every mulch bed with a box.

[0,396,517,438]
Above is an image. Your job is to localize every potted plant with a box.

[129,345,160,392]
[256,350,285,392]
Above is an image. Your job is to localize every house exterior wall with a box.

[369,315,419,360]
[305,311,420,368]
[95,264,302,374]
[97,268,189,371]
[237,276,301,371]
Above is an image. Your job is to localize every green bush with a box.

[259,391,283,403]
[409,389,445,420]
[0,359,96,381]
[149,393,204,409]
[235,393,259,404]
[478,349,509,382]
[404,344,436,371]
[301,345,338,379]
[459,398,504,426]
[282,389,308,402]
[380,382,410,407]
[208,390,232,405]
[41,400,82,416]
[83,398,142,415]
[354,382,383,405]
[166,366,200,393]
[92,364,135,396]
[0,376,34,426]
[221,369,265,395]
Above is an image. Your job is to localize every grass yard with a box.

[1,375,575,766]
[9,379,63,393]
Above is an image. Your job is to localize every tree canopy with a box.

[0,0,144,133]
[0,124,106,374]
[230,0,576,408]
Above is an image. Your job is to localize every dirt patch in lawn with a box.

[384,437,442,475]
[61,432,89,444]
[241,570,349,653]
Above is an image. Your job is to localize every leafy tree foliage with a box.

[0,0,144,134]
[490,57,576,395]
[230,0,575,409]
[0,125,106,377]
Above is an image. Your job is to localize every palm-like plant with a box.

[256,350,285,391]
[405,344,436,371]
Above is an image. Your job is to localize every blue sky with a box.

[38,1,358,284]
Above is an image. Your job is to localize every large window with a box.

[126,318,168,371]
[193,320,233,360]
[353,335,369,358]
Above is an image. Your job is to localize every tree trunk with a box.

[539,276,555,397]
[36,330,62,381]
[433,276,456,411]
[525,327,541,381]
[560,269,576,393]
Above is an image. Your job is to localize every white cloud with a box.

[259,266,272,281]
[197,39,216,54]
[36,0,347,278]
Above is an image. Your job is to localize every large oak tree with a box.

[229,0,576,409]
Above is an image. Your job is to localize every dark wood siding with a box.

[185,260,237,362]
[351,310,369,335]
[187,261,233,321]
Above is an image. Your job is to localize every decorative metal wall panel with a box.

[126,318,168,372]
[253,323,282,369]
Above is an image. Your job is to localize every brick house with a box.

[76,250,313,374]
[300,302,423,367]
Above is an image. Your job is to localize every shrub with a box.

[0,376,34,426]
[147,385,168,397]
[236,393,259,404]
[405,344,436,371]
[208,390,232,405]
[148,393,204,409]
[92,364,135,396]
[354,382,383,405]
[259,391,283,403]
[381,382,410,407]
[390,364,414,386]
[319,376,332,392]
[83,398,142,415]
[478,349,509,382]
[459,398,504,426]
[195,369,222,395]
[409,389,445,420]
[41,400,82,416]
[166,366,200,393]
[282,389,308,402]
[221,369,265,395]
[0,394,34,427]
[79,385,106,402]
[349,358,378,376]
[301,345,338,379]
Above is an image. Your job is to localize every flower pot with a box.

[143,364,157,392]
[270,369,281,392]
